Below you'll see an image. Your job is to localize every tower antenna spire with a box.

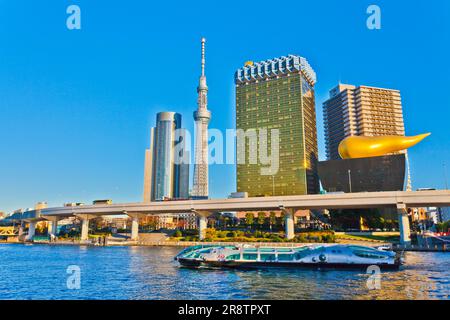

[201,37,206,77]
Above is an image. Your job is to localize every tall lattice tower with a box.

[192,37,211,197]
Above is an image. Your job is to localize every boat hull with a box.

[177,258,400,271]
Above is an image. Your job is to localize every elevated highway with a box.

[11,190,450,244]
[36,190,450,216]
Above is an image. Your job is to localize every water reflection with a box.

[0,245,448,300]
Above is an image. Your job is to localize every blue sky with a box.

[0,0,449,213]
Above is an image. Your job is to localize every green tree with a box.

[269,211,277,231]
[218,215,226,228]
[385,219,396,230]
[174,230,182,238]
[257,212,266,228]
[208,218,216,228]
[435,221,449,233]
[379,217,386,229]
[216,231,227,238]
[36,222,47,235]
[280,211,286,227]
[245,212,255,229]
[90,217,104,232]
[205,228,217,241]
[220,216,229,228]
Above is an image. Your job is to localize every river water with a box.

[0,244,448,300]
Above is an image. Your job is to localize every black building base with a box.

[318,154,406,193]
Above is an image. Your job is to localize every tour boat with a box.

[175,244,401,270]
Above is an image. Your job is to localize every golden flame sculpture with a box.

[338,133,431,159]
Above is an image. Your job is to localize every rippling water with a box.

[0,244,448,300]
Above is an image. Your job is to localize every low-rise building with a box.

[35,202,48,210]
[93,199,112,205]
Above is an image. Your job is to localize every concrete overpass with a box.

[14,190,450,245]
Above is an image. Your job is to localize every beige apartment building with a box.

[323,84,405,160]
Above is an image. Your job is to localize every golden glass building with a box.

[323,84,405,160]
[235,55,319,196]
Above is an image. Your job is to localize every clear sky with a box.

[0,0,449,213]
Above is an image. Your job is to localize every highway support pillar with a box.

[81,218,89,241]
[18,222,24,236]
[281,207,295,240]
[26,221,36,241]
[397,203,411,245]
[127,213,141,241]
[192,210,210,241]
[198,216,208,241]
[46,217,60,237]
[75,214,96,242]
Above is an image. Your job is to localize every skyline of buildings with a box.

[1,0,448,218]
[1,39,443,213]
[323,84,405,160]
[136,42,436,223]
[235,55,320,197]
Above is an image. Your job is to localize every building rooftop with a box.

[235,54,316,85]
[329,83,401,99]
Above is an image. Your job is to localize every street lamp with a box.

[271,175,275,196]
[444,163,449,190]
[347,169,352,193]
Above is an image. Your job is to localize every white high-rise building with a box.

[143,112,189,202]
[192,38,211,198]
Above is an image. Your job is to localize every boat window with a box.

[260,254,276,262]
[294,250,310,260]
[277,254,294,261]
[243,254,257,260]
[348,245,378,252]
[185,252,202,258]
[184,252,196,258]
[353,250,388,259]
[277,248,293,253]
[226,254,240,261]
[294,246,309,251]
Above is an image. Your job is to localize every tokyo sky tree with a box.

[192,37,211,197]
